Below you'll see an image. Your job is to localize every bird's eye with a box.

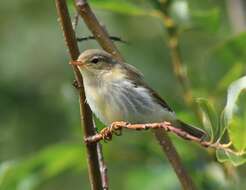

[91,57,100,64]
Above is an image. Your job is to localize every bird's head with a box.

[70,49,118,78]
[70,49,143,87]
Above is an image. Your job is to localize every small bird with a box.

[71,49,205,138]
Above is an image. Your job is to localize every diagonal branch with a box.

[55,1,103,189]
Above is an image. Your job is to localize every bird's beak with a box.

[69,60,85,66]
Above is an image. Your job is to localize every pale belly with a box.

[84,81,176,126]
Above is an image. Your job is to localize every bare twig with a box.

[77,35,127,44]
[97,143,109,190]
[93,120,109,190]
[55,1,103,190]
[74,0,124,62]
[85,121,238,155]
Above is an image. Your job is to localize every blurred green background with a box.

[0,0,246,189]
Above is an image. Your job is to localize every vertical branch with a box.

[97,143,109,190]
[74,0,124,62]
[55,1,103,190]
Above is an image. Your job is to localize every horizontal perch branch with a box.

[85,121,236,154]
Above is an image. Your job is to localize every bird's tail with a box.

[177,120,206,138]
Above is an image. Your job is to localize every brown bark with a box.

[55,1,103,189]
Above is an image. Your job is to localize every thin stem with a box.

[77,35,127,44]
[93,120,109,190]
[97,143,109,190]
[55,1,103,190]
[85,121,238,155]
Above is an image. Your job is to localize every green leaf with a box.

[216,149,246,167]
[197,98,220,141]
[218,76,246,152]
[223,76,246,126]
[228,116,246,152]
[216,149,229,163]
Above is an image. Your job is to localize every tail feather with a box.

[177,120,206,138]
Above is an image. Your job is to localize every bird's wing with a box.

[121,63,174,112]
[146,85,173,112]
[121,63,207,138]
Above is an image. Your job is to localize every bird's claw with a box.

[100,123,123,142]
[100,127,113,142]
[110,122,122,136]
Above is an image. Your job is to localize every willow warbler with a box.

[71,49,205,138]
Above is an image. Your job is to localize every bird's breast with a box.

[84,79,176,125]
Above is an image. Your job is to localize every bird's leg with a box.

[99,122,123,142]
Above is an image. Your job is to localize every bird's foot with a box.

[100,123,123,142]
[100,127,113,142]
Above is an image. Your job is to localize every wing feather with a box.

[120,63,173,112]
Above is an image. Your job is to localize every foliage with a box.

[197,76,246,166]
